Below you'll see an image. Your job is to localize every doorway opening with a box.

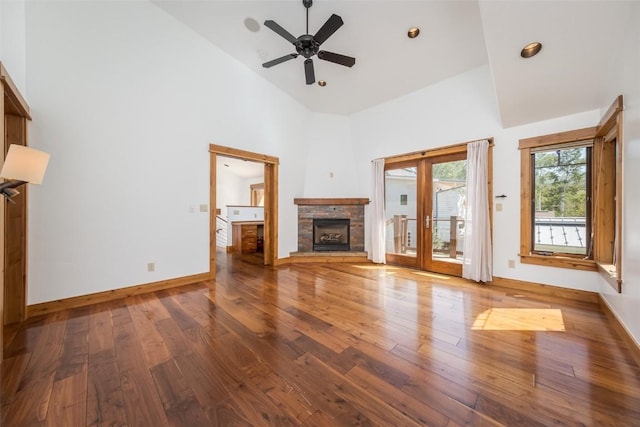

[209,145,279,279]
[216,155,265,259]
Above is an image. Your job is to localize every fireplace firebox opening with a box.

[313,218,350,251]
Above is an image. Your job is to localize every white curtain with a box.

[462,140,492,282]
[370,158,386,264]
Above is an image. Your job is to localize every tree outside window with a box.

[532,145,590,255]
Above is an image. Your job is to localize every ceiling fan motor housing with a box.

[296,35,319,58]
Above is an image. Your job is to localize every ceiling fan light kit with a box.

[262,0,356,85]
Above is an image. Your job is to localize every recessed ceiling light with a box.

[318,80,327,87]
[244,17,260,33]
[408,27,420,39]
[521,42,542,58]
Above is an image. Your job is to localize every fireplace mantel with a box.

[294,198,369,205]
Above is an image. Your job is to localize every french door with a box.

[384,151,467,276]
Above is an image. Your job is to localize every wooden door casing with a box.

[4,114,27,324]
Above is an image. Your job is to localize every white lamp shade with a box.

[0,145,50,184]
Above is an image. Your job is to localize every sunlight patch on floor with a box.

[412,271,451,280]
[352,265,400,270]
[352,265,399,275]
[472,308,566,331]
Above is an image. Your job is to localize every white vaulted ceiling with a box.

[152,0,635,127]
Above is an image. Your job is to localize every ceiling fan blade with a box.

[313,14,343,46]
[304,58,315,85]
[318,50,355,68]
[264,20,298,45]
[262,53,298,68]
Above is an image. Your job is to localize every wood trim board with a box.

[0,62,31,119]
[598,294,640,369]
[26,273,210,318]
[293,198,370,205]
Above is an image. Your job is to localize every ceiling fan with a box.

[262,0,356,85]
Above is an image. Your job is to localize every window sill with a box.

[596,262,622,293]
[519,253,597,272]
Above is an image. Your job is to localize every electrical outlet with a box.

[496,203,503,212]
[147,262,155,272]
[508,259,515,269]
[200,204,208,213]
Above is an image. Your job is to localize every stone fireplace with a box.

[294,198,369,255]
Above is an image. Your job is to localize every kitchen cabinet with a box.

[232,221,264,253]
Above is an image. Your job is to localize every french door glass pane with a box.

[385,167,417,257]
[432,160,466,263]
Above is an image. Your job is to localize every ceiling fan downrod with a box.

[303,0,312,34]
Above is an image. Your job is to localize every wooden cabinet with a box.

[232,222,264,253]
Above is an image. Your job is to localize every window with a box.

[250,183,264,206]
[532,142,591,256]
[519,96,623,292]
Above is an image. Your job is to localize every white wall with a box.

[216,165,249,210]
[0,0,27,95]
[599,2,640,345]
[302,113,360,198]
[351,65,601,293]
[216,165,247,244]
[25,0,310,303]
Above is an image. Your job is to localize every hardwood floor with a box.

[2,252,640,426]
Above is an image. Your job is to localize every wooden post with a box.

[400,216,407,254]
[449,216,457,259]
[393,215,402,253]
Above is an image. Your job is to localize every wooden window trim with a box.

[594,95,623,291]
[518,96,623,291]
[250,183,264,207]
[519,126,597,271]
[519,253,596,271]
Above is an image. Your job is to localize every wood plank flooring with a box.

[2,252,640,426]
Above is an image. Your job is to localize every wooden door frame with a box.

[1,63,32,361]
[209,144,279,279]
[383,139,493,277]
[4,114,28,323]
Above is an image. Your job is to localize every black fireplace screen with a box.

[313,218,350,251]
